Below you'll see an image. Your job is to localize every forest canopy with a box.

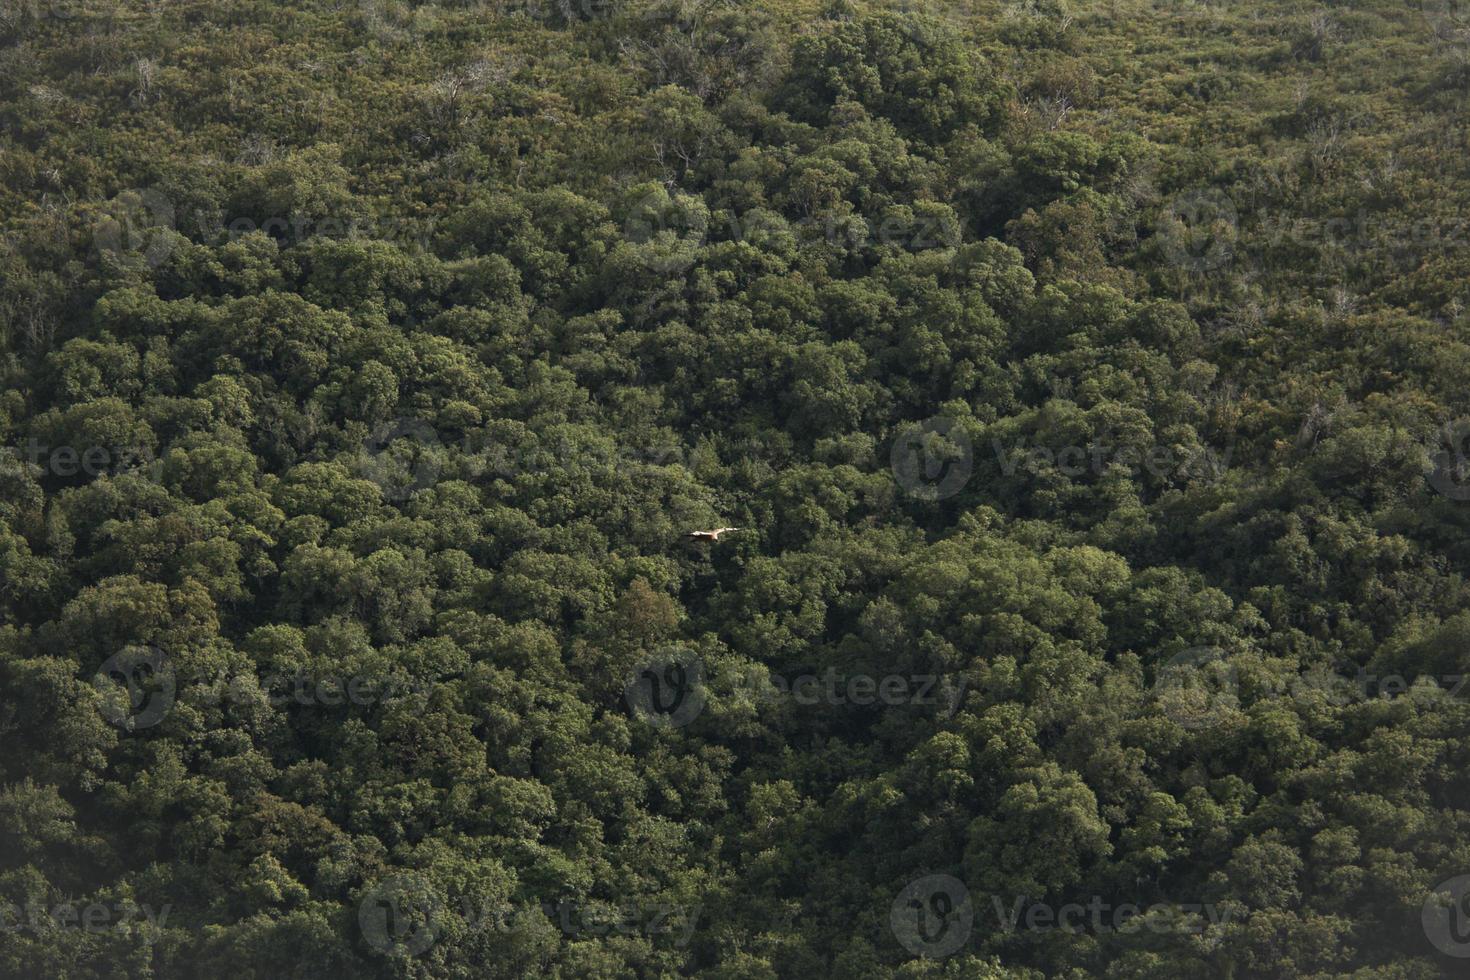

[2,0,1470,977]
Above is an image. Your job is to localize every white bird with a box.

[688,527,741,542]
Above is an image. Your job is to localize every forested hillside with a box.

[3,0,1470,976]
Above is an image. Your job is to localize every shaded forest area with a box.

[3,0,1470,976]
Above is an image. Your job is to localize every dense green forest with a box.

[3,0,1470,976]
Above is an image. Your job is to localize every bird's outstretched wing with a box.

[688,527,741,541]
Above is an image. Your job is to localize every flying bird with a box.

[688,527,741,542]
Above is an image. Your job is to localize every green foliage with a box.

[2,0,1469,977]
